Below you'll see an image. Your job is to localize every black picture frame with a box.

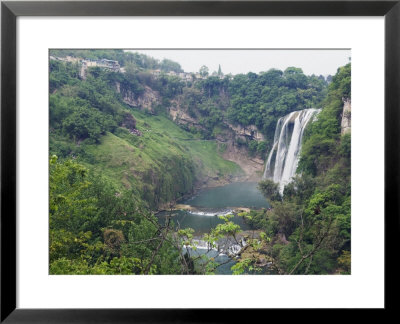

[1,0,399,322]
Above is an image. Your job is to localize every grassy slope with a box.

[71,109,243,209]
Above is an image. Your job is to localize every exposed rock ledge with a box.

[220,141,265,182]
[116,82,161,113]
[227,123,265,141]
[341,98,351,135]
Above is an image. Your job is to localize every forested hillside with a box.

[169,64,327,156]
[50,56,241,209]
[243,64,351,274]
[49,49,350,275]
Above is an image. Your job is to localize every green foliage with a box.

[330,64,351,98]
[49,50,350,275]
[213,214,241,237]
[337,250,351,274]
[50,60,80,92]
[248,140,267,157]
[250,64,351,275]
[177,228,195,247]
[231,258,252,275]
[49,55,241,210]
[62,105,116,143]
[282,175,316,204]
[50,66,124,143]
[160,58,183,73]
[51,49,182,72]
[258,179,282,202]
[339,133,351,158]
[298,63,351,177]
[50,256,143,275]
[155,75,185,99]
[199,65,209,77]
[226,69,327,141]
[119,65,145,96]
[49,156,184,274]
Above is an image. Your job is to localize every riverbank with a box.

[157,181,268,213]
[155,143,265,212]
[172,204,251,214]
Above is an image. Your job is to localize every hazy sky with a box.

[126,49,350,77]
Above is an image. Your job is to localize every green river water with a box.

[157,182,270,274]
[158,182,269,235]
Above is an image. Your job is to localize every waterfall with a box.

[263,108,320,193]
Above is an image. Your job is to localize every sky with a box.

[126,49,351,77]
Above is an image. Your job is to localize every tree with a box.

[218,64,222,77]
[160,58,183,73]
[49,156,186,274]
[258,179,282,202]
[199,65,209,77]
[49,49,350,275]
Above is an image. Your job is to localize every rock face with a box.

[228,124,265,141]
[121,112,142,136]
[167,100,265,181]
[116,82,161,113]
[341,98,351,135]
[169,99,264,141]
[121,112,136,131]
[220,141,265,181]
[169,100,200,128]
[115,82,265,181]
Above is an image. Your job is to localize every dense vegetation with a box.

[174,67,327,156]
[51,49,328,157]
[51,49,183,72]
[50,58,241,210]
[49,49,350,275]
[49,50,244,274]
[226,67,327,139]
[237,64,351,274]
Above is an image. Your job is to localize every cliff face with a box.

[227,123,265,142]
[220,141,265,181]
[169,99,200,128]
[169,99,264,141]
[167,101,265,180]
[341,98,351,135]
[116,82,161,113]
[116,82,265,181]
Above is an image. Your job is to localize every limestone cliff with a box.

[169,99,264,141]
[341,98,351,135]
[116,82,161,113]
[115,82,265,181]
[219,141,265,181]
[168,99,201,128]
[167,100,264,180]
[227,124,265,142]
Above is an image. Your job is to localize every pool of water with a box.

[158,182,269,235]
[156,182,269,274]
[184,182,270,209]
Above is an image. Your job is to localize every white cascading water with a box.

[263,108,320,193]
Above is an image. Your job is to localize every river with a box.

[157,182,269,274]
